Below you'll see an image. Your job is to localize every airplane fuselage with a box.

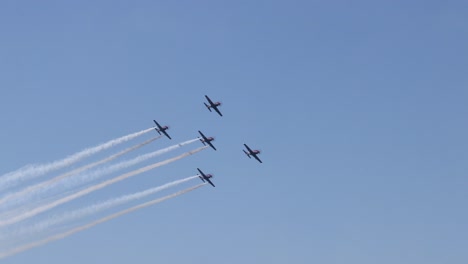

[202,137,214,143]
[158,126,169,132]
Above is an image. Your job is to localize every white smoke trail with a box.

[0,184,205,259]
[0,136,161,208]
[0,138,197,209]
[53,138,199,189]
[0,187,78,222]
[0,127,154,192]
[0,146,207,227]
[11,176,199,238]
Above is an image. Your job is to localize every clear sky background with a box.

[0,1,467,263]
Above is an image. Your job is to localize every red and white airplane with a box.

[203,95,223,117]
[153,120,171,139]
[243,143,262,163]
[197,168,215,187]
[198,130,216,150]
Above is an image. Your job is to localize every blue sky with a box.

[0,0,467,263]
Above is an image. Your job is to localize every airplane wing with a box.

[162,130,172,140]
[207,141,216,150]
[213,106,223,117]
[205,95,215,105]
[205,178,215,187]
[253,154,263,163]
[153,120,162,130]
[244,144,253,153]
[197,168,204,176]
[198,130,207,140]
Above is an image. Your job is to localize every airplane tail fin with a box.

[204,103,212,112]
[155,129,161,135]
[243,150,251,158]
[199,176,205,182]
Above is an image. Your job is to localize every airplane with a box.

[243,143,262,163]
[198,130,216,150]
[203,95,223,117]
[197,168,215,187]
[153,120,171,139]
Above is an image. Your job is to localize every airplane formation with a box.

[152,95,262,187]
[0,94,263,258]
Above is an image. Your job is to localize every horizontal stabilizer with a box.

[204,102,212,111]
